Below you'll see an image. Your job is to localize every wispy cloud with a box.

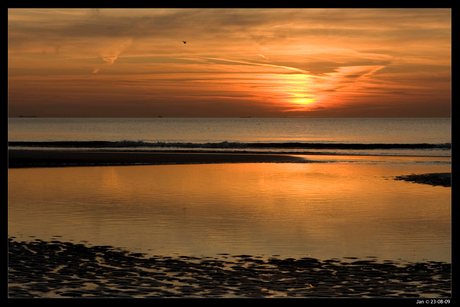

[8,8,451,117]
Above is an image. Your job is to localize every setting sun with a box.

[291,96,315,106]
[8,8,450,117]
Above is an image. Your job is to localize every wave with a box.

[8,140,452,150]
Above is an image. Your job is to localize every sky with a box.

[8,8,451,117]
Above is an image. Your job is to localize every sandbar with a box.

[8,150,306,168]
[394,173,451,187]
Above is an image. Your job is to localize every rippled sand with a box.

[8,238,451,298]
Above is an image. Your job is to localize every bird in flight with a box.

[183,41,187,44]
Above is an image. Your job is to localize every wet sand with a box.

[8,150,306,168]
[394,173,451,187]
[8,238,451,298]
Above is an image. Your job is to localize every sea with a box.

[8,117,451,157]
[8,117,452,263]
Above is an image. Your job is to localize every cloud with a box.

[8,9,451,117]
[258,54,269,60]
[8,9,450,66]
[202,57,311,75]
[89,38,133,73]
[99,39,133,64]
[318,65,386,92]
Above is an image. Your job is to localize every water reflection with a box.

[8,160,450,262]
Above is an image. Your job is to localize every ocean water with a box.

[8,117,451,157]
[8,117,452,263]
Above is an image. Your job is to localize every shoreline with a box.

[8,149,307,168]
[8,238,451,298]
[9,149,451,188]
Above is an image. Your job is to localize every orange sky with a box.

[8,8,451,117]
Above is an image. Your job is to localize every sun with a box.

[291,95,315,106]
[264,73,319,108]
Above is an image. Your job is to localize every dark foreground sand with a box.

[8,150,306,168]
[8,238,451,298]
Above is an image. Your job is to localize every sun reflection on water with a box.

[8,160,451,262]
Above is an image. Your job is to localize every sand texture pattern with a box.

[8,239,451,298]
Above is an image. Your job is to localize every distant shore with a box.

[8,149,306,168]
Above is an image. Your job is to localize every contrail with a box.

[204,57,310,74]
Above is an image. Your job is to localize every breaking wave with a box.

[8,140,451,157]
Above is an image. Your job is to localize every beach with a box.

[8,238,451,298]
[8,149,451,298]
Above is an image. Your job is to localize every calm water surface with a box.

[11,117,451,143]
[8,156,451,263]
